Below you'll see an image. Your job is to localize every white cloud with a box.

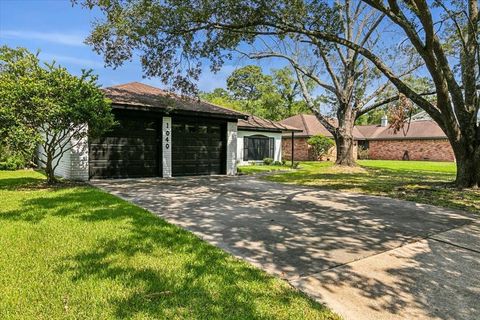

[40,52,104,68]
[1,30,86,46]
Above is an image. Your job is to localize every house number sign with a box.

[162,117,172,177]
[164,122,170,150]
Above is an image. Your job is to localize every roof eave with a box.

[111,103,247,120]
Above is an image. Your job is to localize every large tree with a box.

[0,46,114,184]
[204,65,309,120]
[80,0,479,186]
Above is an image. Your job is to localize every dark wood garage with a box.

[172,117,227,176]
[89,113,160,179]
[89,82,245,179]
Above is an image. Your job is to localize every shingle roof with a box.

[103,82,246,119]
[356,120,447,140]
[280,114,365,139]
[279,114,447,140]
[238,115,302,132]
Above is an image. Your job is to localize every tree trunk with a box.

[45,152,57,185]
[334,105,357,166]
[452,141,480,188]
[334,133,356,166]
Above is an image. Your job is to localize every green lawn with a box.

[238,164,293,174]
[267,160,479,213]
[0,170,338,320]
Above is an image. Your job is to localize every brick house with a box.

[280,114,363,161]
[280,114,455,162]
[355,118,455,161]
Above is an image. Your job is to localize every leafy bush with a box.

[272,161,282,166]
[0,156,25,170]
[263,158,274,165]
[292,162,300,169]
[358,146,369,160]
[281,159,286,166]
[307,135,334,159]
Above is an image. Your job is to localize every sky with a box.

[0,0,279,92]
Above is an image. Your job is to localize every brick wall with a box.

[368,139,455,161]
[282,137,338,161]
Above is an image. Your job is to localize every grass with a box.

[0,170,338,320]
[266,160,479,213]
[238,164,293,175]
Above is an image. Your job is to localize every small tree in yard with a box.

[307,135,335,160]
[0,46,114,184]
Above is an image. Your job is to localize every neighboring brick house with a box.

[356,119,455,161]
[280,114,455,162]
[280,114,362,161]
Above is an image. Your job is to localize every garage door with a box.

[89,116,159,178]
[172,119,226,176]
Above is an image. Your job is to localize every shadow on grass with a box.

[0,184,334,319]
[267,165,479,213]
[0,176,45,189]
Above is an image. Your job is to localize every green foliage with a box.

[355,109,385,125]
[202,66,311,120]
[227,65,273,100]
[78,0,341,93]
[0,155,24,170]
[263,157,274,165]
[307,135,334,158]
[0,46,114,183]
[292,162,300,169]
[272,161,282,166]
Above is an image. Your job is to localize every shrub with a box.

[358,146,369,160]
[292,161,300,169]
[0,156,25,170]
[281,159,286,166]
[263,158,274,165]
[272,161,282,166]
[307,135,334,160]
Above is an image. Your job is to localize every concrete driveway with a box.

[92,175,480,320]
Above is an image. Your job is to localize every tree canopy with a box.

[201,65,310,120]
[0,46,114,183]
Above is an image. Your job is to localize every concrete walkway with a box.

[92,175,479,320]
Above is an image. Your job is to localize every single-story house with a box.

[237,115,300,165]
[280,113,455,162]
[355,117,454,161]
[280,114,363,161]
[38,82,299,181]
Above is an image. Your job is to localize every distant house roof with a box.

[356,120,447,140]
[280,113,448,140]
[103,82,247,119]
[238,115,302,132]
[280,114,364,139]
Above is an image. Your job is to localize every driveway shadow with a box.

[92,176,478,319]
